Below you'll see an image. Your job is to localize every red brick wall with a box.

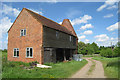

[8,9,43,64]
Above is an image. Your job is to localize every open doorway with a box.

[56,48,72,62]
[56,48,64,62]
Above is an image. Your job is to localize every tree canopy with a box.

[78,42,99,55]
[78,41,119,57]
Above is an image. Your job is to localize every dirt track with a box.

[71,57,106,78]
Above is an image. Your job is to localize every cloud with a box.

[71,15,92,25]
[96,37,118,46]
[97,0,118,11]
[59,22,62,24]
[66,9,81,19]
[97,4,107,11]
[1,3,43,16]
[110,37,118,41]
[80,24,94,30]
[0,41,8,50]
[78,35,86,41]
[46,0,57,3]
[0,41,2,50]
[112,32,116,34]
[83,30,93,35]
[1,3,20,17]
[84,39,89,43]
[106,22,119,31]
[94,34,109,42]
[6,36,8,40]
[103,14,113,18]
[0,30,2,39]
[107,5,118,9]
[28,8,43,15]
[0,17,12,39]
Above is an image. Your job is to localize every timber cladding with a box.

[43,26,76,49]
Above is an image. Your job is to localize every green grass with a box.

[92,57,119,79]
[83,54,101,57]
[2,52,87,78]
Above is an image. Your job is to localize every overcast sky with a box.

[0,1,119,49]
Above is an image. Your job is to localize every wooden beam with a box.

[63,49,66,61]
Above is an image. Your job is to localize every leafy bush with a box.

[113,47,120,57]
[78,42,99,55]
[100,48,113,58]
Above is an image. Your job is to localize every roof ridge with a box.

[24,8,66,27]
[24,8,76,36]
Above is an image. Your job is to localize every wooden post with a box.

[69,49,72,60]
[64,49,66,61]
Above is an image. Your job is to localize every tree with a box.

[113,47,120,57]
[3,49,7,52]
[91,42,99,54]
[78,42,99,55]
[100,48,113,58]
[78,41,86,54]
[99,46,106,50]
[116,42,120,47]
[85,43,94,55]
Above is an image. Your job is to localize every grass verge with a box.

[2,52,87,78]
[92,57,119,79]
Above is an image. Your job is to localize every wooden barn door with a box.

[44,48,52,63]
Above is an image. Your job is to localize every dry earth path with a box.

[71,57,106,78]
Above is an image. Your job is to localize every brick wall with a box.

[8,9,43,64]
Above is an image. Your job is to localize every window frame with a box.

[73,37,76,46]
[56,31,59,39]
[26,47,33,58]
[20,29,26,36]
[13,48,19,57]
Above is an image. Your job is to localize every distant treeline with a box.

[0,49,7,52]
[78,41,120,58]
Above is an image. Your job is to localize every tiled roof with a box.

[62,19,77,37]
[25,8,76,36]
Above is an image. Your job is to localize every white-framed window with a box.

[26,47,33,58]
[56,31,59,39]
[20,29,26,36]
[13,48,19,57]
[70,35,72,42]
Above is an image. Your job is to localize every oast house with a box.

[7,8,78,64]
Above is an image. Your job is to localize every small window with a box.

[70,35,72,42]
[13,48,19,57]
[73,37,76,45]
[56,31,59,39]
[26,47,33,58]
[20,29,26,36]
